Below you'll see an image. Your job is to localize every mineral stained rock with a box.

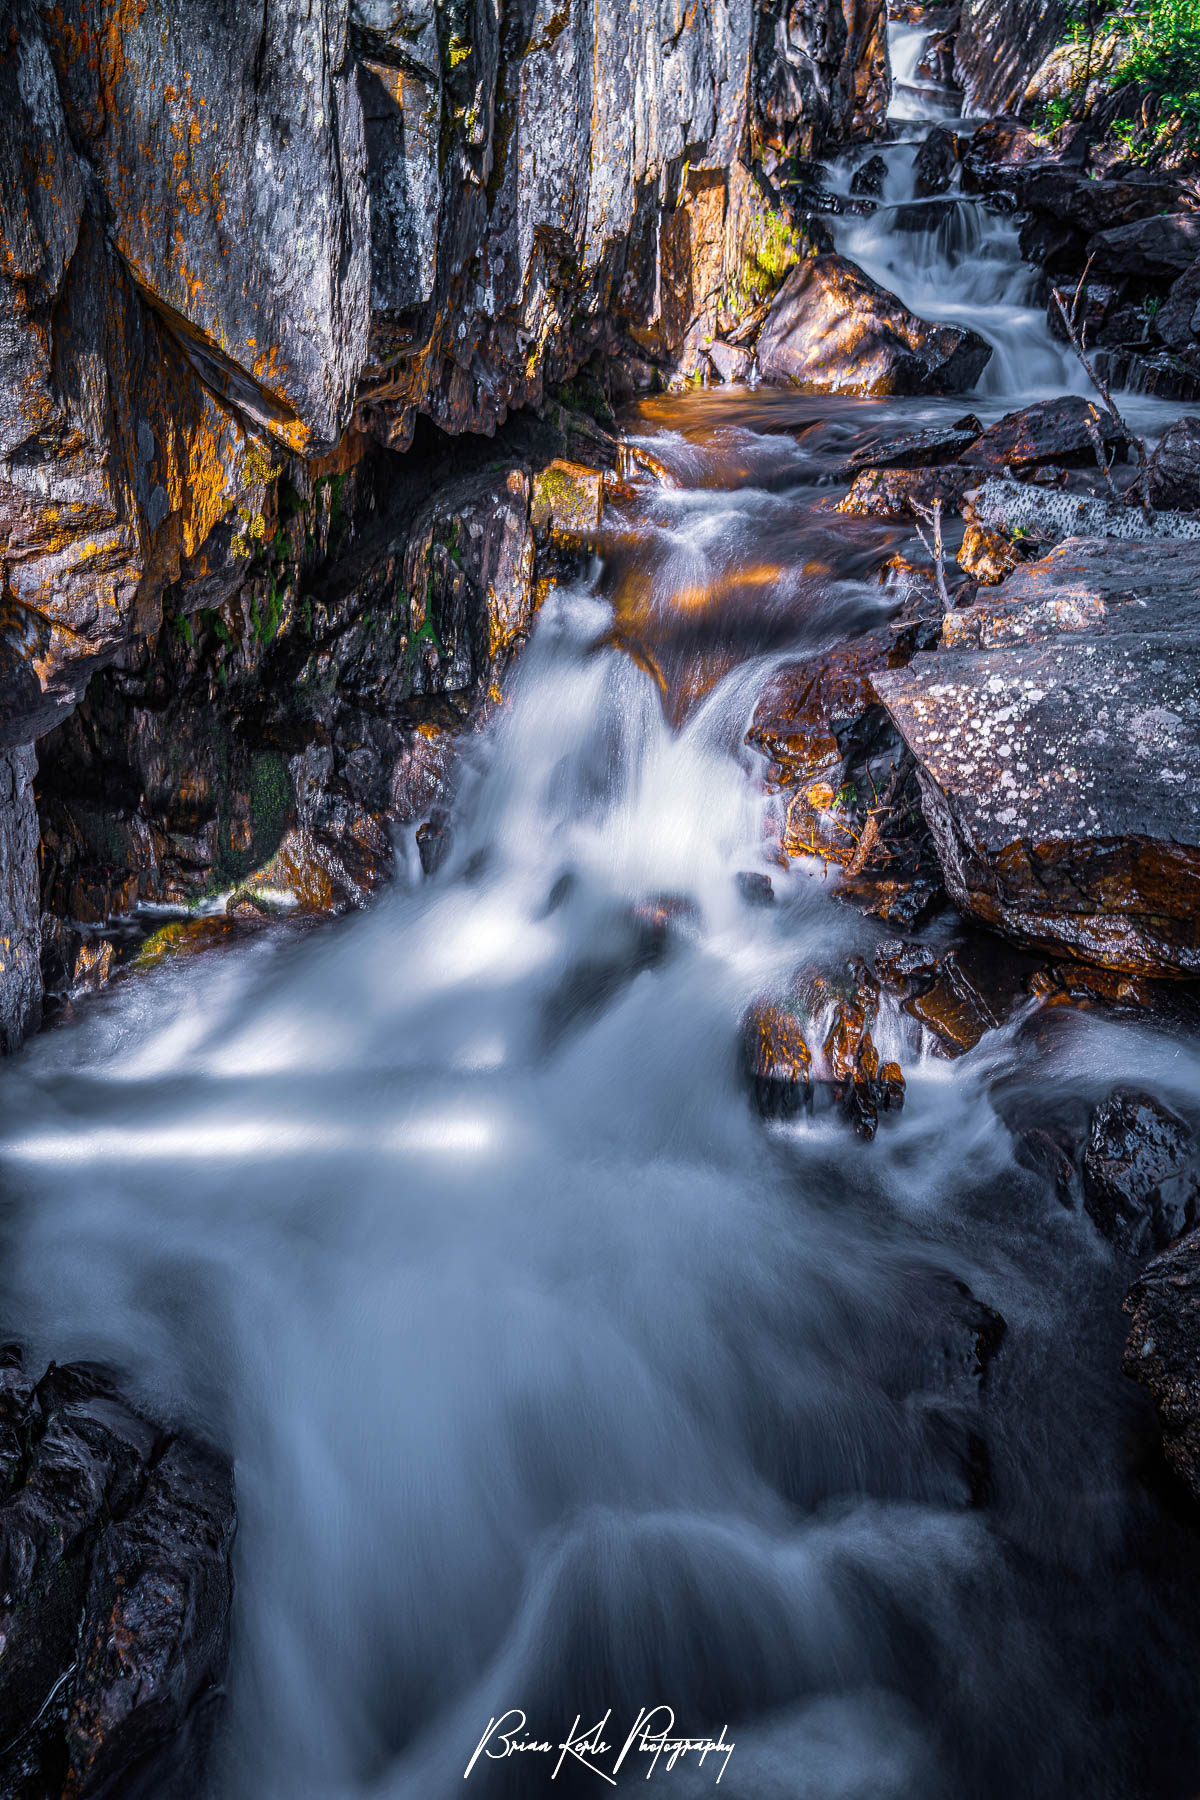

[757,254,993,395]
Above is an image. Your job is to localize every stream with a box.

[2,18,1200,1800]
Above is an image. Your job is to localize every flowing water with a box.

[3,20,1200,1800]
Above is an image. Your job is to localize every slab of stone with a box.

[872,635,1200,975]
[966,477,1200,546]
[941,536,1200,649]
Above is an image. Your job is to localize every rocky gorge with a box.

[5,0,1200,1795]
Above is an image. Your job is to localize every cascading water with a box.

[831,19,1088,399]
[2,17,1200,1800]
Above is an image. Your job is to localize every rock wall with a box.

[954,0,1068,117]
[0,0,890,1048]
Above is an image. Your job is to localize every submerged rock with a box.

[0,1354,233,1798]
[1083,1088,1199,1256]
[756,254,992,395]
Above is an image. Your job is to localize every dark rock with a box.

[756,254,992,396]
[914,127,961,198]
[959,121,1049,196]
[416,811,453,877]
[960,396,1129,472]
[835,466,977,519]
[1087,214,1200,282]
[851,154,889,198]
[0,1355,233,1799]
[1149,417,1200,512]
[844,416,983,474]
[736,871,776,907]
[1082,1087,1198,1256]
[754,0,891,158]
[0,749,40,1054]
[1125,1229,1200,1503]
[1157,260,1200,353]
[1014,168,1183,238]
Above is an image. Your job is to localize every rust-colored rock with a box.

[836,466,976,520]
[743,1002,813,1117]
[957,523,1019,586]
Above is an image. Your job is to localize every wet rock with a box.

[754,0,891,158]
[835,466,977,520]
[1082,1087,1198,1256]
[1148,417,1200,512]
[960,396,1129,472]
[0,1353,233,1799]
[844,416,983,474]
[746,631,896,795]
[914,127,962,197]
[706,341,755,386]
[874,938,940,993]
[957,523,1019,585]
[416,811,453,878]
[756,254,992,396]
[1087,214,1200,282]
[872,629,1200,976]
[851,155,889,199]
[736,871,775,907]
[965,477,1200,547]
[742,1003,812,1118]
[1125,1229,1200,1503]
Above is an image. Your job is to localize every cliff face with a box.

[0,0,888,1047]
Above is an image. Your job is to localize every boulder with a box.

[835,466,977,519]
[872,592,1200,975]
[1082,1087,1198,1256]
[1148,417,1200,512]
[1087,214,1200,282]
[530,461,605,538]
[0,1353,234,1798]
[707,340,755,384]
[1125,1229,1200,1503]
[954,0,1069,116]
[844,416,984,474]
[960,396,1129,472]
[756,254,992,396]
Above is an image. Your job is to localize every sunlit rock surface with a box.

[757,254,992,395]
